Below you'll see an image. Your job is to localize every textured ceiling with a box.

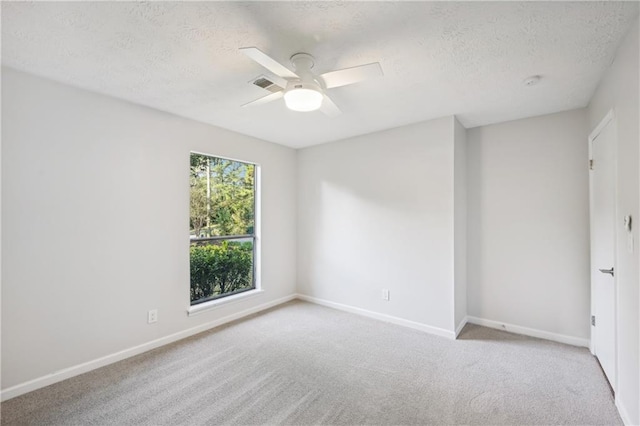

[2,2,638,148]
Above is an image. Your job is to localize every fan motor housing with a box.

[285,80,321,93]
[290,53,315,70]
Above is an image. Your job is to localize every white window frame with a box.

[187,152,261,316]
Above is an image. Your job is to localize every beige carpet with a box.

[1,300,620,425]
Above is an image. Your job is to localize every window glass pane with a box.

[190,154,255,238]
[189,153,256,305]
[190,238,254,304]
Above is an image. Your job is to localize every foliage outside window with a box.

[189,153,256,305]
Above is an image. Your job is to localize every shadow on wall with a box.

[311,180,429,296]
[301,176,453,327]
[303,180,402,299]
[465,134,487,317]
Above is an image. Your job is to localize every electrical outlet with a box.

[382,289,390,301]
[148,309,158,324]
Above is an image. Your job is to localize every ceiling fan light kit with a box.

[240,47,383,116]
[284,83,323,112]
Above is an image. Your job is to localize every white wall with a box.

[588,18,639,425]
[467,109,590,341]
[1,68,297,391]
[453,118,467,331]
[297,117,457,333]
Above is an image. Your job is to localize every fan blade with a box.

[320,94,342,117]
[320,62,383,89]
[240,47,299,80]
[266,74,289,90]
[242,91,283,108]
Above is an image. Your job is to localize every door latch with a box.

[599,267,615,277]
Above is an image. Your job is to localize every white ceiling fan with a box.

[240,47,383,116]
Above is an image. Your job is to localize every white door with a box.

[589,111,617,390]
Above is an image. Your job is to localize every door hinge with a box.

[589,159,594,170]
[591,315,596,326]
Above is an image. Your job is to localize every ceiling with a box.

[2,2,638,148]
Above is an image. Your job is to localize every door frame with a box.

[588,108,618,389]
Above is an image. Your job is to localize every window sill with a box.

[187,289,264,317]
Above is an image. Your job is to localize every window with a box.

[189,152,257,305]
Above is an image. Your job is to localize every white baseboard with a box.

[296,294,455,339]
[1,294,297,402]
[615,398,634,426]
[466,316,590,348]
[455,316,468,338]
